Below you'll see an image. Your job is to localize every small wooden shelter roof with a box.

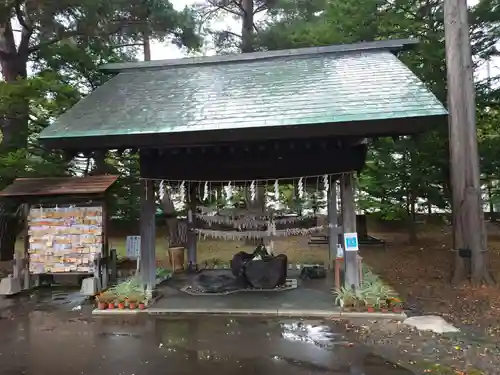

[38,39,447,150]
[0,175,119,198]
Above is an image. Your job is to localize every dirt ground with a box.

[362,224,500,338]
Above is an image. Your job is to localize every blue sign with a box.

[344,232,359,251]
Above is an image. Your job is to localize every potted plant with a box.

[334,286,357,311]
[95,293,108,310]
[364,295,380,312]
[117,296,126,310]
[127,292,143,310]
[379,285,396,312]
[390,297,403,312]
[379,299,389,313]
[101,290,116,309]
[137,292,147,310]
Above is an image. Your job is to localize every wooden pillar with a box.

[340,173,360,289]
[187,187,197,269]
[327,179,339,269]
[139,179,156,291]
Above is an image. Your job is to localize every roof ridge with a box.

[99,38,418,74]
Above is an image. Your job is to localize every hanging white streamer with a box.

[323,175,329,202]
[159,180,165,200]
[250,180,256,201]
[179,181,186,205]
[225,181,233,202]
[274,180,279,201]
[203,181,209,201]
[298,177,304,199]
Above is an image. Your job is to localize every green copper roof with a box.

[39,41,447,148]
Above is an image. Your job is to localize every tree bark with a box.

[0,20,30,261]
[241,0,254,53]
[407,140,418,244]
[444,0,494,285]
[488,180,495,221]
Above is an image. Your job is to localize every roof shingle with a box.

[39,43,447,148]
[0,175,119,198]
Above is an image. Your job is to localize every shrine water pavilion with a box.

[38,38,447,293]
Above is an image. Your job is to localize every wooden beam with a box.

[139,179,156,291]
[140,145,367,181]
[340,173,360,289]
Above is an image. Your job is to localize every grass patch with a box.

[14,236,330,265]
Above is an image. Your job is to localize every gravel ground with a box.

[336,319,500,375]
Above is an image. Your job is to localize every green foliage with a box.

[2,0,500,238]
[250,0,500,224]
[0,0,202,233]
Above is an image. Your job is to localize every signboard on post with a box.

[126,236,141,259]
[343,232,359,251]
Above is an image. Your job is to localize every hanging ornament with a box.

[179,181,186,205]
[323,175,329,202]
[203,181,209,201]
[298,177,304,199]
[159,180,165,200]
[274,179,279,201]
[250,180,256,201]
[225,181,233,202]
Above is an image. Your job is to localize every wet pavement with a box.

[156,269,338,312]
[0,288,414,375]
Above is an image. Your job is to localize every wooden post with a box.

[101,200,109,289]
[23,203,30,289]
[140,179,156,291]
[444,0,494,284]
[340,173,360,289]
[187,187,197,270]
[328,179,339,269]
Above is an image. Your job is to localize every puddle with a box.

[0,306,414,375]
[153,317,414,374]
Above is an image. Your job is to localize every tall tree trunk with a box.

[143,30,151,61]
[0,20,30,261]
[445,0,494,285]
[407,140,418,244]
[488,180,495,221]
[241,0,254,53]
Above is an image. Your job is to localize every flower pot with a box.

[381,308,389,313]
[129,303,137,310]
[118,302,126,310]
[98,302,107,310]
[108,303,115,309]
[392,307,402,313]
[367,306,375,313]
[138,303,146,310]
